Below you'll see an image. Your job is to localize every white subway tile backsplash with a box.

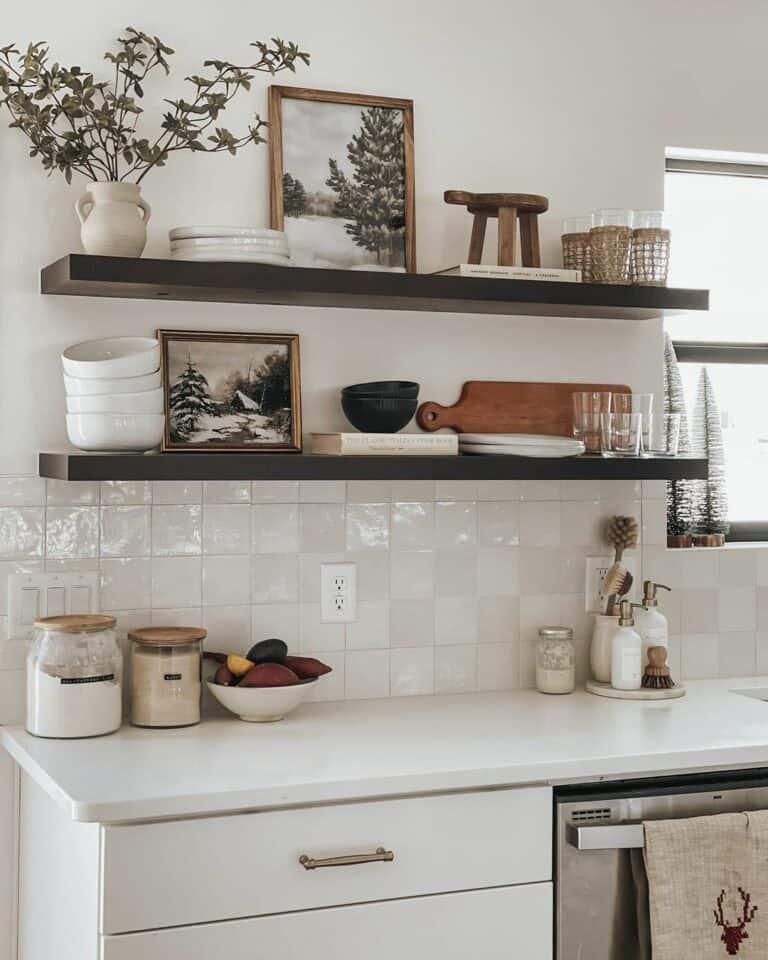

[718,549,757,588]
[299,603,345,652]
[477,643,518,691]
[391,551,434,599]
[390,480,435,502]
[389,599,434,647]
[151,557,202,608]
[681,588,718,634]
[251,480,299,503]
[434,597,478,645]
[299,480,346,503]
[346,503,389,550]
[477,501,519,548]
[641,497,666,546]
[152,481,202,504]
[477,549,519,597]
[298,552,345,602]
[100,481,152,505]
[520,548,562,595]
[758,587,768,631]
[300,504,346,553]
[479,596,519,644]
[46,480,99,506]
[560,480,601,501]
[559,548,589,594]
[46,507,99,559]
[0,508,44,559]
[202,481,251,504]
[757,632,768,674]
[250,603,299,648]
[345,649,390,699]
[718,632,756,677]
[435,481,478,502]
[390,502,434,551]
[100,506,150,558]
[202,504,251,555]
[560,500,601,548]
[757,550,768,587]
[435,644,477,693]
[152,505,202,556]
[203,555,252,606]
[476,480,520,502]
[151,607,203,628]
[252,504,300,553]
[390,646,434,696]
[435,501,477,549]
[435,549,477,597]
[348,550,390,601]
[520,480,560,501]
[642,479,667,500]
[679,548,719,589]
[681,633,719,679]
[346,600,389,649]
[304,651,346,701]
[520,501,560,547]
[250,554,298,604]
[202,605,251,654]
[718,587,756,633]
[599,479,641,500]
[347,481,392,503]
[100,558,152,610]
[0,477,45,506]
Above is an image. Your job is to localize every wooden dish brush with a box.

[603,514,639,615]
[641,645,676,689]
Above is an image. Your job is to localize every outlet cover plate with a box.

[585,555,639,614]
[320,562,357,623]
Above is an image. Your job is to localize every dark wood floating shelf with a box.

[41,255,709,320]
[38,452,708,483]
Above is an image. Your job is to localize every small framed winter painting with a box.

[157,330,302,452]
[269,86,415,272]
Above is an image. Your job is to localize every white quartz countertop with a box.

[5,678,768,823]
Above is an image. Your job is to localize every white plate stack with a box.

[459,434,586,457]
[62,337,164,452]
[168,226,290,264]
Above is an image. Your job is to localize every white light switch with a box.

[46,586,66,617]
[70,585,91,614]
[8,572,99,642]
[20,588,40,624]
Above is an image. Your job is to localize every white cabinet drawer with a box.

[102,785,551,933]
[103,882,552,960]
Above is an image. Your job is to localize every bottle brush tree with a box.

[690,366,729,536]
[664,333,694,538]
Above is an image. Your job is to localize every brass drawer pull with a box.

[299,847,395,870]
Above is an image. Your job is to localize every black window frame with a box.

[667,156,768,543]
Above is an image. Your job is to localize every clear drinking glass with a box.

[592,209,634,228]
[600,412,642,458]
[634,210,664,229]
[573,392,612,453]
[562,216,593,234]
[643,413,681,457]
[612,394,653,451]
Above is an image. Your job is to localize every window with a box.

[665,152,768,541]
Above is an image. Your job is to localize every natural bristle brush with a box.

[642,645,676,689]
[603,515,639,615]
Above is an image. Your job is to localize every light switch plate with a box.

[8,572,100,644]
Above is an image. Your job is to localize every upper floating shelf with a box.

[38,452,708,483]
[40,255,709,321]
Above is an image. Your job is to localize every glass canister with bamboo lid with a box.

[129,626,206,728]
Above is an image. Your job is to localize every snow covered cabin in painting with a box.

[158,332,301,452]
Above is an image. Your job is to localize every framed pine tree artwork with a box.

[157,330,302,452]
[269,86,415,272]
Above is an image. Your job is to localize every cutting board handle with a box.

[416,402,456,432]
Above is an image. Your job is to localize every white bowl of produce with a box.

[66,413,164,452]
[66,388,164,415]
[62,337,160,379]
[207,679,316,722]
[64,369,162,396]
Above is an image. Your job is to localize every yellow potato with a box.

[226,654,254,677]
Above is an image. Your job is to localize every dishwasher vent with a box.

[571,807,612,823]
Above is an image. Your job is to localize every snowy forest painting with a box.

[158,331,301,452]
[270,87,415,272]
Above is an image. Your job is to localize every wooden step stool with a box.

[444,191,549,267]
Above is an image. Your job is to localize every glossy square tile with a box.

[599,479,641,500]
[202,481,251,504]
[299,603,346,652]
[520,502,560,547]
[390,502,434,551]
[642,480,667,500]
[641,497,667,547]
[100,506,150,558]
[303,651,346,701]
[718,632,756,677]
[346,601,389,649]
[435,501,477,549]
[642,546,684,589]
[479,596,520,644]
[476,481,520,502]
[202,605,252,654]
[389,598,434,647]
[251,481,299,503]
[299,481,346,503]
[46,480,99,506]
[0,477,45,506]
[152,505,202,556]
[151,557,202,608]
[435,481,478,501]
[347,551,390,601]
[681,588,718,634]
[560,500,601,548]
[152,481,202,504]
[757,550,768,587]
[346,481,392,504]
[435,550,477,597]
[390,647,434,696]
[46,507,99,559]
[559,548,589,594]
[99,558,151,610]
[202,504,250,555]
[345,649,390,699]
[250,603,299,649]
[390,480,435,502]
[719,549,757,588]
[251,504,300,553]
[435,597,478,645]
[435,644,477,693]
[758,587,768,630]
[477,501,519,548]
[298,552,345,602]
[250,554,298,604]
[657,588,682,636]
[300,504,346,553]
[390,551,434,599]
[520,548,561,596]
[0,508,44,559]
[679,548,719,589]
[477,549,520,597]
[151,607,203,628]
[100,481,152,505]
[519,480,560,501]
[477,643,518,691]
[757,632,768,673]
[203,555,252,606]
[718,587,756,632]
[681,633,719,679]
[560,480,601,501]
[520,594,561,644]
[346,503,389,551]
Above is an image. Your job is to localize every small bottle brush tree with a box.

[169,357,217,441]
[664,333,694,539]
[690,366,729,536]
[0,28,309,183]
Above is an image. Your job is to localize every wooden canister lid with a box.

[34,614,117,633]
[128,626,207,646]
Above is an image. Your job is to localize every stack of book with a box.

[434,264,582,282]
[311,433,458,456]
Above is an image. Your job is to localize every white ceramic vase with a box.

[75,182,151,257]
[591,614,619,683]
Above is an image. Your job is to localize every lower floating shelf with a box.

[38,452,708,483]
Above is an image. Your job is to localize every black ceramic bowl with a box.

[341,394,417,433]
[342,380,420,399]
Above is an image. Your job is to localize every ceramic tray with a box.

[586,680,686,700]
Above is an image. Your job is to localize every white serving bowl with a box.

[66,413,164,452]
[66,388,164,415]
[64,369,161,397]
[62,337,160,379]
[207,679,315,722]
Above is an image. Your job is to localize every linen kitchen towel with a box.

[644,811,768,958]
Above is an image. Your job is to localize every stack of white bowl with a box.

[63,338,165,452]
[168,226,290,264]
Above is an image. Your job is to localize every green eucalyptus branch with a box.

[0,29,309,185]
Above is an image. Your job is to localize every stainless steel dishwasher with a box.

[555,768,768,960]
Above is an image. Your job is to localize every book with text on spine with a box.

[434,264,582,282]
[311,433,459,456]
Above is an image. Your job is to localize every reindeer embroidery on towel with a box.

[713,887,758,955]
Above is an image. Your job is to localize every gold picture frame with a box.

[158,329,302,452]
[269,85,416,272]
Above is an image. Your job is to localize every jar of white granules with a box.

[27,615,122,738]
[536,626,575,694]
[128,626,205,728]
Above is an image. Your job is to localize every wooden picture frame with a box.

[158,329,302,452]
[269,85,416,273]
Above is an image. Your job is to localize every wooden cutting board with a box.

[416,381,631,436]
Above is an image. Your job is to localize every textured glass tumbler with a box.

[600,413,642,458]
[573,392,612,453]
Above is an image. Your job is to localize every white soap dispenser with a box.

[610,600,642,691]
[634,580,671,664]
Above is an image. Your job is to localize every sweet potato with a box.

[284,655,332,679]
[239,663,300,687]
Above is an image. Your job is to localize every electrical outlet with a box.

[585,555,639,613]
[321,562,357,623]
